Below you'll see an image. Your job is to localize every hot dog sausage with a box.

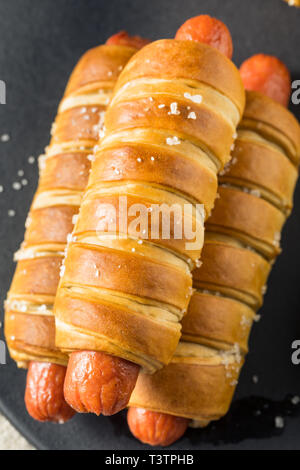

[60,30,150,416]
[62,15,236,418]
[64,351,140,415]
[175,14,233,59]
[240,54,291,107]
[127,407,190,447]
[127,45,292,447]
[126,14,235,446]
[24,31,149,422]
[106,31,151,49]
[25,362,75,423]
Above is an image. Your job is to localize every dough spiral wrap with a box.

[54,39,245,373]
[129,90,300,423]
[4,44,138,368]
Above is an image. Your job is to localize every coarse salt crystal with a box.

[38,304,47,312]
[250,189,261,198]
[275,416,284,429]
[28,156,35,164]
[184,92,203,104]
[1,134,10,142]
[25,216,31,228]
[12,182,22,190]
[168,102,180,115]
[50,122,57,136]
[187,111,196,120]
[166,136,180,146]
[261,285,267,295]
[8,209,15,217]
[291,395,300,405]
[273,232,281,246]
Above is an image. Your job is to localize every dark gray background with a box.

[0,0,300,450]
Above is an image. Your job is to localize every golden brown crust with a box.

[241,91,300,164]
[105,95,235,168]
[9,257,62,297]
[39,153,90,191]
[221,137,298,213]
[207,186,285,259]
[24,206,77,246]
[182,292,255,353]
[115,40,245,115]
[5,43,138,367]
[65,45,138,96]
[129,90,300,424]
[62,244,191,310]
[90,144,217,211]
[55,291,180,372]
[129,344,243,422]
[54,39,245,372]
[192,239,271,308]
[75,189,203,261]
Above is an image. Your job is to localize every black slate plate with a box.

[0,0,300,451]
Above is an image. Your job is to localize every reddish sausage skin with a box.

[240,54,291,107]
[175,15,233,59]
[106,31,151,49]
[127,407,190,447]
[64,351,140,415]
[25,362,75,423]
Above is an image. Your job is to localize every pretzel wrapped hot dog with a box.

[55,16,245,416]
[128,54,300,446]
[4,33,148,422]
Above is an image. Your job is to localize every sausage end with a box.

[127,407,190,447]
[25,362,75,423]
[64,351,140,416]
